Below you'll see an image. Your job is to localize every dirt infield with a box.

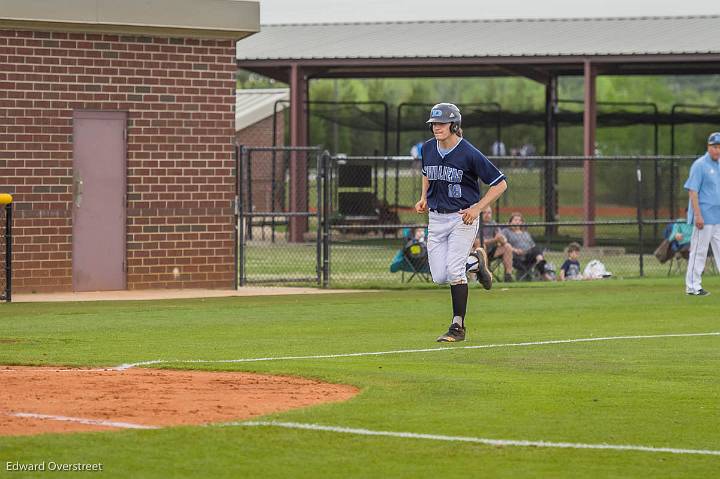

[12,287,365,303]
[0,366,359,436]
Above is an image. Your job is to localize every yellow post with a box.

[0,194,13,205]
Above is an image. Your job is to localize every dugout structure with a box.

[237,16,720,246]
[0,194,12,302]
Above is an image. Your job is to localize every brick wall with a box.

[236,114,285,211]
[0,29,237,292]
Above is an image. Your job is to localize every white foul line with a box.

[10,412,159,430]
[231,421,720,457]
[113,331,720,370]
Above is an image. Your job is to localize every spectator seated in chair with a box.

[389,227,431,281]
[472,205,513,282]
[559,242,583,281]
[656,219,692,264]
[667,220,692,257]
[501,212,555,281]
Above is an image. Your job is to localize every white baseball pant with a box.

[427,211,479,285]
[685,223,720,293]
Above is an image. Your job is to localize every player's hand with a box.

[459,205,481,225]
[415,198,428,213]
[695,213,704,230]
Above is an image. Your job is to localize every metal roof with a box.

[235,88,288,131]
[2,0,259,39]
[237,16,720,60]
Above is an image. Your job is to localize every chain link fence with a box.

[236,146,329,287]
[237,151,707,288]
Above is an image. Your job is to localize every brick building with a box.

[0,0,259,292]
[235,88,288,212]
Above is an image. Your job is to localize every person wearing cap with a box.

[415,103,507,342]
[684,132,720,296]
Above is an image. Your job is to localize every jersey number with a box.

[448,184,462,198]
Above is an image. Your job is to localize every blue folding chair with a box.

[390,228,431,282]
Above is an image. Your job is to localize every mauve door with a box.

[72,111,127,291]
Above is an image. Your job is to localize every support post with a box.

[544,75,558,237]
[321,151,331,288]
[234,144,240,289]
[583,61,597,247]
[636,158,644,277]
[289,63,308,242]
[3,201,12,302]
[238,147,246,287]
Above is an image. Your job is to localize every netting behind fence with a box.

[329,156,415,229]
[325,155,696,242]
[489,156,695,227]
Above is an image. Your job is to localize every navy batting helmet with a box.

[708,132,720,145]
[426,103,462,126]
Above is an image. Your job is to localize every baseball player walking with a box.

[684,132,720,296]
[415,103,507,342]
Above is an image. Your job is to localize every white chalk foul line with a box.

[0,368,113,373]
[113,331,720,371]
[230,421,720,457]
[10,412,159,430]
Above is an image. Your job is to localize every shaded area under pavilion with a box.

[236,16,720,244]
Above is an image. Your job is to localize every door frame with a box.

[72,110,128,291]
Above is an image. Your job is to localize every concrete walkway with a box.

[12,287,361,303]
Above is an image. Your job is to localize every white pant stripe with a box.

[685,223,720,293]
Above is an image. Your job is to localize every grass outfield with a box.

[1,277,720,478]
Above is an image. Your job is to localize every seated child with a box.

[559,242,582,281]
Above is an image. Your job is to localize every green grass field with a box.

[2,277,720,477]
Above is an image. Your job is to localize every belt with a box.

[430,208,462,214]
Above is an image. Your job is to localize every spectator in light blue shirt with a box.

[683,132,720,296]
[668,220,693,253]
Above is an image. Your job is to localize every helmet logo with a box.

[449,113,455,118]
[431,109,443,117]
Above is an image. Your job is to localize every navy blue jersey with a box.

[421,138,506,212]
[560,259,581,279]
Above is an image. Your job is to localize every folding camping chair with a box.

[468,247,505,283]
[488,253,505,282]
[667,247,690,276]
[400,239,431,282]
[669,248,718,276]
[512,251,553,282]
[512,254,537,281]
[389,228,431,283]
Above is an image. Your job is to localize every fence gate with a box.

[236,146,330,287]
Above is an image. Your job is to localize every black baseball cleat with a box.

[687,289,710,296]
[436,323,466,342]
[475,248,493,290]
